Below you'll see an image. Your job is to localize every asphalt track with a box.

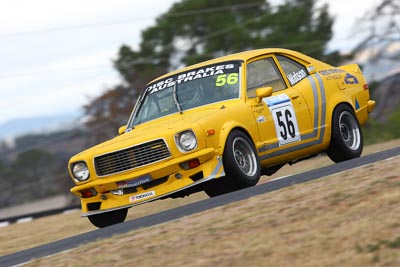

[1,146,400,267]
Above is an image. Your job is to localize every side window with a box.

[246,57,286,97]
[276,55,308,86]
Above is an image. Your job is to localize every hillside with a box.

[363,72,400,143]
[370,72,400,123]
[0,113,81,141]
[0,127,87,208]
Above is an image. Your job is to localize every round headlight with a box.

[176,130,197,152]
[72,162,90,181]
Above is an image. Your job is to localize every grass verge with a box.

[26,154,400,266]
[0,139,399,266]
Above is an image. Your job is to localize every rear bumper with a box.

[367,100,376,113]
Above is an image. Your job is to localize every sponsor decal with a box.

[252,103,263,108]
[116,174,153,189]
[263,94,290,107]
[252,103,264,114]
[319,69,345,76]
[287,69,307,85]
[306,65,315,73]
[344,73,359,84]
[355,98,360,110]
[256,115,266,123]
[145,61,239,94]
[129,191,156,202]
[319,69,345,80]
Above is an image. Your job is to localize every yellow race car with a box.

[68,48,375,227]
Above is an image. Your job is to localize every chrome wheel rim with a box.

[232,137,257,176]
[339,111,361,150]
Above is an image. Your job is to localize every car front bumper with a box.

[71,148,225,217]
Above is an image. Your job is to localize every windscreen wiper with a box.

[173,82,183,114]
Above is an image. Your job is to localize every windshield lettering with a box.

[146,63,236,94]
[130,61,241,126]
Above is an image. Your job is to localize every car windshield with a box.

[130,60,241,126]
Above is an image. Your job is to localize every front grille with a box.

[94,139,170,176]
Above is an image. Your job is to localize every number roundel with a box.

[268,98,301,146]
[285,109,296,139]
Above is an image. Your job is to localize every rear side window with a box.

[276,55,308,86]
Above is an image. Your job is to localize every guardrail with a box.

[0,205,81,227]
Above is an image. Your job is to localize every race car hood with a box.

[72,101,237,160]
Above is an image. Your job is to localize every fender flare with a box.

[217,121,256,156]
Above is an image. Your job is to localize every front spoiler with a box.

[81,174,217,217]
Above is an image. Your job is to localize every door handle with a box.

[290,93,299,100]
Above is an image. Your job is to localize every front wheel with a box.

[88,208,128,228]
[327,104,363,163]
[204,130,261,197]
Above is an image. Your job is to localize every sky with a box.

[0,0,379,125]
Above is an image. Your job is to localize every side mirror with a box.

[255,87,273,103]
[118,125,127,135]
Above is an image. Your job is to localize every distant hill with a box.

[370,72,400,123]
[360,71,400,144]
[354,42,400,82]
[0,113,82,142]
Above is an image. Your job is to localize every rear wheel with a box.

[204,130,261,197]
[88,208,128,228]
[327,104,363,163]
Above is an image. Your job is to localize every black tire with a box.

[327,104,363,163]
[88,208,128,228]
[203,178,241,197]
[204,130,261,197]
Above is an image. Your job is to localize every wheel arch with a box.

[326,100,357,141]
[325,85,358,123]
[217,123,256,156]
[328,101,357,125]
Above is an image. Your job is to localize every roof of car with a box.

[149,48,323,84]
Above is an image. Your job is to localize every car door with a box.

[246,55,312,160]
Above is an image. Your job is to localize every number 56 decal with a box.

[270,101,301,146]
[215,73,238,86]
